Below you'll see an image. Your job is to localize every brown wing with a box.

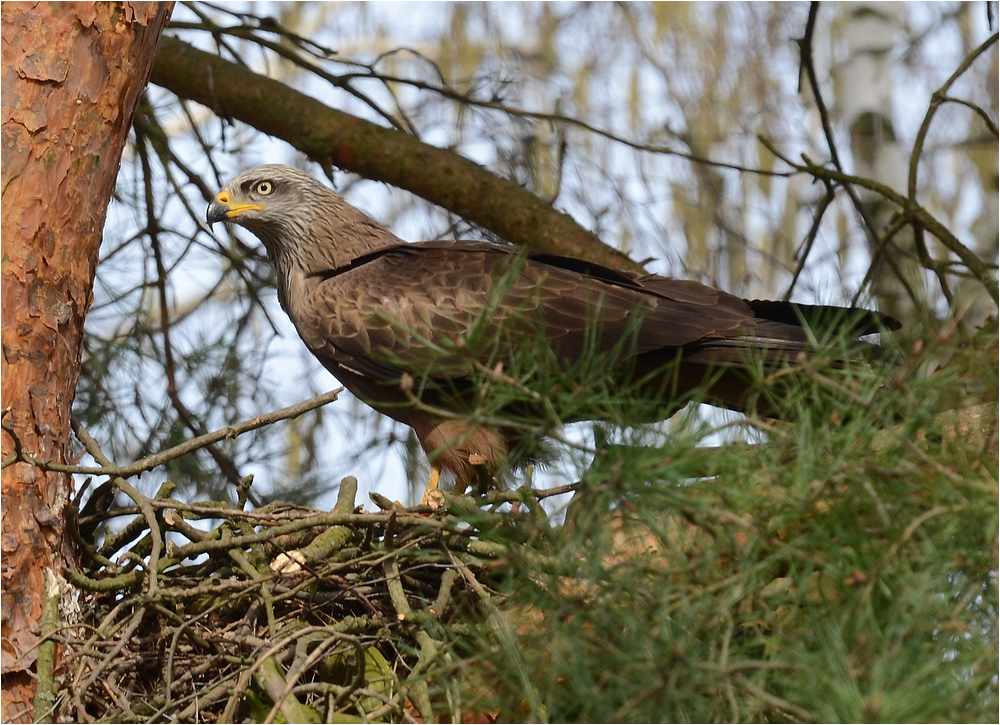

[290,239,895,418]
[293,241,769,381]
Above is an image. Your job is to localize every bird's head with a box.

[208,163,398,275]
[206,164,328,239]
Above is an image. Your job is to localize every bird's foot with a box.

[420,466,446,510]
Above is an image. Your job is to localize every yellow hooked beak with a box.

[206,189,264,224]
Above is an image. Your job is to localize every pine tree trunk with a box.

[0,3,172,719]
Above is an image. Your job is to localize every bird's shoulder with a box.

[292,241,500,361]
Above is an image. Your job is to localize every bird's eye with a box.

[254,181,274,196]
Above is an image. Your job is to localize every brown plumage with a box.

[207,164,897,491]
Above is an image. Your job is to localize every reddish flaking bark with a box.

[1,2,172,719]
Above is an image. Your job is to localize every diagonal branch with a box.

[150,35,641,272]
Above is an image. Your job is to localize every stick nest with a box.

[54,475,526,723]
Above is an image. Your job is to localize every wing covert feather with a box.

[295,242,767,385]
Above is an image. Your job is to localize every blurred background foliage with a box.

[66,2,997,721]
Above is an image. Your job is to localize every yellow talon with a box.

[420,466,442,507]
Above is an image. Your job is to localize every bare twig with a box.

[908,32,999,201]
[6,389,341,478]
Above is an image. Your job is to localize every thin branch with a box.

[6,389,341,478]
[797,3,843,171]
[908,32,999,201]
[138,133,260,500]
[783,178,837,301]
[797,162,999,304]
[796,2,887,257]
[733,674,815,723]
[940,95,999,136]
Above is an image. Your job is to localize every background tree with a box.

[0,3,172,720]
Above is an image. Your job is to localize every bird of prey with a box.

[207,164,896,495]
